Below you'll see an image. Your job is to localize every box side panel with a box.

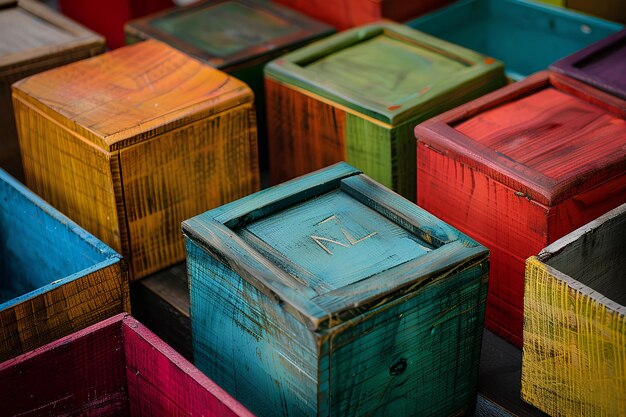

[187,239,319,417]
[0,173,114,298]
[320,258,489,416]
[417,143,549,346]
[0,261,129,361]
[13,94,122,253]
[124,320,250,417]
[119,102,259,279]
[551,172,626,242]
[522,258,626,417]
[273,0,381,30]
[130,264,193,361]
[266,78,346,185]
[344,114,394,196]
[0,43,103,181]
[0,317,129,416]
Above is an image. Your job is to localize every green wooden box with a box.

[265,22,505,201]
[183,163,490,417]
[125,0,334,168]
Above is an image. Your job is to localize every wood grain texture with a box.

[0,0,104,181]
[265,22,505,200]
[0,169,129,362]
[407,0,622,80]
[13,40,260,279]
[521,204,626,417]
[551,29,626,100]
[185,163,490,416]
[415,71,626,346]
[125,0,334,170]
[274,0,453,30]
[0,314,254,416]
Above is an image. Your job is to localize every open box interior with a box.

[0,174,109,304]
[544,210,626,307]
[409,0,620,79]
[0,315,247,416]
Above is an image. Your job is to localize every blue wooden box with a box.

[183,163,490,417]
[0,169,130,361]
[407,0,622,80]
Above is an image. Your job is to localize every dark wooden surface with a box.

[551,29,626,100]
[133,263,549,417]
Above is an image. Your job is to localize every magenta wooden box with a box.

[550,29,626,100]
[0,313,253,417]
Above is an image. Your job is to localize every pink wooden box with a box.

[0,313,253,416]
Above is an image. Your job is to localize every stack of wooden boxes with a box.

[2,0,626,416]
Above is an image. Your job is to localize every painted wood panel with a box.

[266,22,505,201]
[407,0,622,80]
[12,40,260,279]
[0,314,254,416]
[274,0,453,30]
[59,0,174,48]
[415,71,626,346]
[0,0,104,181]
[551,29,626,100]
[521,204,626,417]
[0,169,129,362]
[184,163,489,416]
[125,0,334,169]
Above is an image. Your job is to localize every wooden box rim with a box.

[264,21,503,125]
[530,203,626,316]
[407,0,623,80]
[0,0,104,76]
[550,29,626,100]
[0,313,255,417]
[0,169,125,312]
[11,40,254,151]
[125,0,334,72]
[182,162,488,331]
[414,71,626,206]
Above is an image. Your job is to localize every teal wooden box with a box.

[407,0,622,80]
[184,163,490,417]
[0,169,130,361]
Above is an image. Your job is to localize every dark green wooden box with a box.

[183,163,490,417]
[125,0,334,168]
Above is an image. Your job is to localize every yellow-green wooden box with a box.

[521,203,626,417]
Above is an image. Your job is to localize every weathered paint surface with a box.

[13,40,260,279]
[185,163,490,417]
[265,22,505,200]
[408,0,622,80]
[0,169,129,361]
[415,71,626,347]
[522,204,626,417]
[125,0,334,169]
[0,314,254,416]
[551,29,626,100]
[0,0,104,181]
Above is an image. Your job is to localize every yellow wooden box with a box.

[12,39,260,279]
[521,203,626,417]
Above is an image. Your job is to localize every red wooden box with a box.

[59,0,174,48]
[274,0,451,30]
[0,313,253,417]
[414,71,626,347]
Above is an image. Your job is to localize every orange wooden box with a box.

[13,40,260,279]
